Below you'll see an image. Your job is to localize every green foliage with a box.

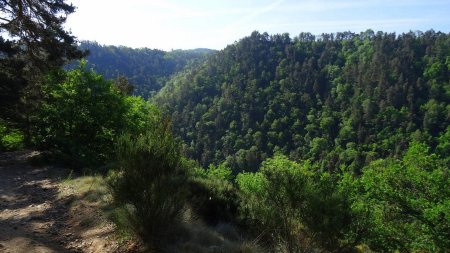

[107,120,186,249]
[78,41,214,98]
[187,163,238,224]
[122,95,162,135]
[237,147,449,252]
[194,163,234,181]
[236,155,306,253]
[37,61,126,167]
[0,120,24,151]
[33,60,162,169]
[114,75,134,95]
[155,30,450,173]
[437,126,450,166]
[354,142,450,251]
[0,0,83,68]
[1,0,85,141]
[237,155,356,252]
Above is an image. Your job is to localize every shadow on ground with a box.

[0,151,82,253]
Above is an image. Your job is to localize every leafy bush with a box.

[0,120,24,151]
[354,142,450,252]
[122,95,162,135]
[237,155,314,252]
[107,120,187,249]
[237,147,450,252]
[37,61,127,167]
[36,61,161,169]
[237,155,361,252]
[187,164,239,224]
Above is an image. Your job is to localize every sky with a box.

[65,0,450,51]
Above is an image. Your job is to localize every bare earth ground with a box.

[0,150,119,253]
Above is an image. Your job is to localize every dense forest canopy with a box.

[1,1,449,249]
[78,41,214,98]
[155,30,450,173]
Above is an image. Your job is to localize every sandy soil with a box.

[0,151,118,253]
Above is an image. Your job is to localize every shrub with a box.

[237,155,312,252]
[0,120,24,151]
[355,142,450,252]
[107,120,187,249]
[37,62,127,167]
[237,155,360,252]
[187,164,239,224]
[36,62,160,169]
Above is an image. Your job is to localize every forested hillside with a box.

[79,41,214,97]
[2,1,449,249]
[155,30,450,173]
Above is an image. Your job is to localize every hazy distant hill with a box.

[79,41,215,98]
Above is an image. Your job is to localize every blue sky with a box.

[65,0,450,51]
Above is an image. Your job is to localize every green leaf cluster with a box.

[0,119,24,151]
[35,61,159,168]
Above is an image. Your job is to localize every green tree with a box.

[114,75,134,95]
[1,0,84,142]
[437,126,450,166]
[0,0,83,69]
[37,61,126,167]
[79,41,213,98]
[156,30,450,173]
[356,142,450,251]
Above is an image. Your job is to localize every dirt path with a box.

[0,151,118,253]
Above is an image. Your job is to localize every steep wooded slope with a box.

[79,41,214,98]
[155,30,450,172]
